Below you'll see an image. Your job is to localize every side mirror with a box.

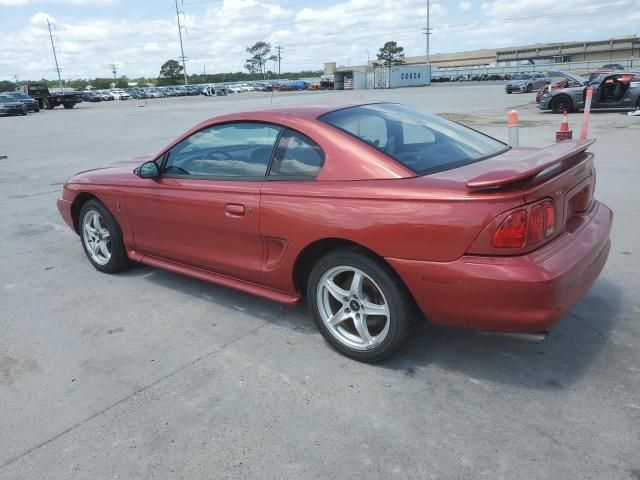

[136,160,160,179]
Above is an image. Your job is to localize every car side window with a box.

[163,122,281,178]
[402,121,435,145]
[330,113,388,148]
[269,129,324,178]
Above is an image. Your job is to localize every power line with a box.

[46,18,63,88]
[174,0,188,85]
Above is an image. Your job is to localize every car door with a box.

[125,122,281,283]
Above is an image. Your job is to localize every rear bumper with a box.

[387,201,612,333]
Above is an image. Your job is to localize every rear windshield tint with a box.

[319,103,509,175]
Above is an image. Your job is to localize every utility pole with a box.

[46,19,63,88]
[422,0,432,65]
[174,0,188,85]
[366,50,370,65]
[110,63,118,84]
[275,45,283,78]
[13,74,19,90]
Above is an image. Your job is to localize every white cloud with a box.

[459,1,473,11]
[0,0,638,81]
[2,0,117,4]
[29,12,55,25]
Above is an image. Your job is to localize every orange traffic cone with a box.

[556,111,572,142]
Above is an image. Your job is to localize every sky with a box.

[0,0,639,81]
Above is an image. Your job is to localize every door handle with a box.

[225,203,245,217]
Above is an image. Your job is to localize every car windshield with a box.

[0,96,15,103]
[320,103,509,175]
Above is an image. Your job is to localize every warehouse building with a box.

[326,35,639,89]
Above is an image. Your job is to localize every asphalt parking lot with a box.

[1,84,639,479]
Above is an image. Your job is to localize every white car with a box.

[226,84,244,93]
[109,89,131,100]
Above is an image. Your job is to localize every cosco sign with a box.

[400,72,422,80]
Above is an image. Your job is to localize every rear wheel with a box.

[307,249,416,362]
[551,95,572,114]
[43,98,53,110]
[79,200,131,273]
[63,103,74,109]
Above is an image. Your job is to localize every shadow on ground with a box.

[120,264,621,391]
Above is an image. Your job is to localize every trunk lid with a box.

[456,140,597,254]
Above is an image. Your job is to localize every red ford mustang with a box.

[57,103,612,361]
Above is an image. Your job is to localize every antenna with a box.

[174,0,188,85]
[47,19,63,88]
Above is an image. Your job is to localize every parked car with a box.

[56,103,612,361]
[97,90,115,101]
[283,80,309,90]
[505,73,549,93]
[539,71,640,113]
[202,86,227,96]
[146,88,165,98]
[0,95,28,116]
[6,92,40,112]
[79,91,103,102]
[109,89,131,100]
[601,63,624,71]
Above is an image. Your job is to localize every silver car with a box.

[505,73,550,93]
[539,71,640,113]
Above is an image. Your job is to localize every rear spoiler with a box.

[466,139,595,190]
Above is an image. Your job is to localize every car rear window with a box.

[319,103,509,175]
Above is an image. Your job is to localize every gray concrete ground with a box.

[1,85,639,480]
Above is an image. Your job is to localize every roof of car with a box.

[216,102,363,119]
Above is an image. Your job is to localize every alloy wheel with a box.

[316,266,390,351]
[82,209,111,266]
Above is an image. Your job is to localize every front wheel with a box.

[307,249,416,362]
[79,200,131,273]
[551,95,572,114]
[526,84,532,92]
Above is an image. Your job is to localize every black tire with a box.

[526,84,532,92]
[43,98,53,110]
[79,199,131,273]
[551,95,572,114]
[506,90,512,94]
[307,248,417,362]
[63,103,74,109]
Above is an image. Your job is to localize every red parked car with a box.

[57,103,612,361]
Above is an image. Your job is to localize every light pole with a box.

[422,0,432,65]
[366,50,370,65]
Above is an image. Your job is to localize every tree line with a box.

[0,40,404,92]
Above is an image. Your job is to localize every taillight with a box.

[543,201,555,237]
[491,201,556,249]
[492,210,528,248]
[528,205,544,243]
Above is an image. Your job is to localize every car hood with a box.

[553,71,587,86]
[66,155,154,185]
[548,85,585,96]
[0,101,24,107]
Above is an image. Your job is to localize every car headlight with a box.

[542,93,551,98]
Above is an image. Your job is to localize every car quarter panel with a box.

[258,177,525,294]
